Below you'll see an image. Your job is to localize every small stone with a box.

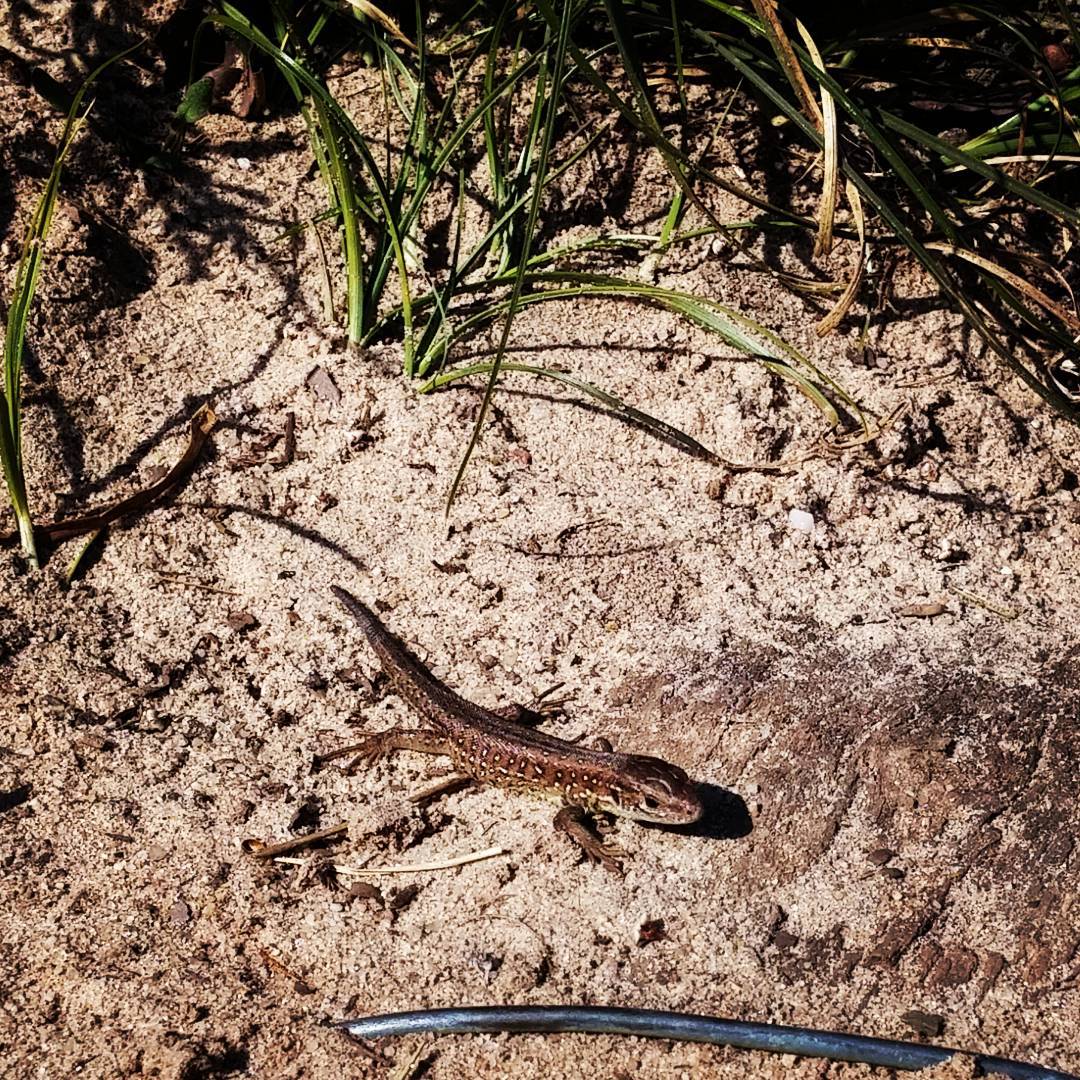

[146,844,169,861]
[303,671,328,691]
[349,881,384,905]
[706,476,727,501]
[388,884,420,911]
[901,1010,945,1037]
[637,919,667,946]
[169,900,191,926]
[787,508,814,532]
[305,365,341,406]
[226,610,258,632]
[772,929,799,950]
[867,848,894,866]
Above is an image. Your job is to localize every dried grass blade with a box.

[924,242,1080,334]
[347,0,417,50]
[817,181,866,337]
[750,0,822,130]
[795,19,836,257]
[271,845,510,875]
[422,360,723,464]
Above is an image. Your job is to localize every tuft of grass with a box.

[1,43,140,568]
[190,3,860,489]
[179,1,1077,505]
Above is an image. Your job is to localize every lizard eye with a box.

[642,796,659,811]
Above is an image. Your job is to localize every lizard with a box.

[328,586,703,871]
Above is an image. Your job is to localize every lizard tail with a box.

[330,585,380,634]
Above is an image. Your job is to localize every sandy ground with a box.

[1,6,1079,1079]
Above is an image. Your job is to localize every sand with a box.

[1,6,1078,1078]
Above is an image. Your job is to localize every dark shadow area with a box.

[0,784,33,814]
[39,316,288,506]
[25,424,218,569]
[429,366,730,465]
[1,10,318,510]
[184,500,370,576]
[2,5,306,290]
[876,475,1038,519]
[177,1040,250,1080]
[653,782,753,843]
[450,378,720,462]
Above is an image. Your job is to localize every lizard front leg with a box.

[553,805,624,873]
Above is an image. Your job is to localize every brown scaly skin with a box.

[329,586,703,871]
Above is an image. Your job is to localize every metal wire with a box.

[335,1005,1078,1079]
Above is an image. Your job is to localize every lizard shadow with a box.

[648,781,753,843]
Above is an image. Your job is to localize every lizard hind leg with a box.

[553,804,625,874]
[491,684,571,728]
[315,729,454,773]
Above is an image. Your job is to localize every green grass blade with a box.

[413,269,854,429]
[361,33,550,359]
[1,40,141,567]
[878,109,1080,223]
[533,0,814,230]
[409,116,611,375]
[445,0,575,511]
[209,5,415,361]
[694,17,1078,419]
[419,360,721,462]
[312,95,365,343]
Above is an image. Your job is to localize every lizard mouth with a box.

[650,802,705,825]
[605,794,704,825]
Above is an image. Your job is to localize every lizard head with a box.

[598,756,704,824]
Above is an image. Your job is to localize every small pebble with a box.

[901,1009,945,1037]
[772,929,799,950]
[787,508,814,532]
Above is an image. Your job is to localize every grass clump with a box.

[176,1,1078,495]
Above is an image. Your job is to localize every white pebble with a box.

[788,508,815,532]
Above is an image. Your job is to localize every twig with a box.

[408,775,473,805]
[950,588,1019,621]
[38,404,217,542]
[244,823,349,859]
[273,411,297,469]
[272,845,509,876]
[153,570,239,596]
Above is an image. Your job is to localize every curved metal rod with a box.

[335,1006,1078,1080]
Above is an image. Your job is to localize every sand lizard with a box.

[329,586,703,870]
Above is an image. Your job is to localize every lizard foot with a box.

[554,805,625,874]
